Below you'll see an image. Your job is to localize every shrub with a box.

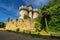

[24,14,30,19]
[23,30,31,34]
[34,21,41,32]
[16,28,20,32]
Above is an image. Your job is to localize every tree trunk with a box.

[45,17,48,33]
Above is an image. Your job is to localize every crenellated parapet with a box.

[19,5,39,19]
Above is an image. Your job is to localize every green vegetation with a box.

[0,22,5,28]
[48,0,60,32]
[34,21,41,32]
[5,0,60,37]
[24,14,30,19]
[23,30,31,34]
[51,32,60,37]
[16,28,20,32]
[37,0,60,32]
[34,0,60,36]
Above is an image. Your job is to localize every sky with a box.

[0,0,49,23]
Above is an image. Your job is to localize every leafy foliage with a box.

[48,8,60,32]
[0,22,5,28]
[24,14,30,19]
[49,0,60,7]
[38,0,60,32]
[34,22,41,29]
[34,16,42,32]
[47,0,60,32]
[16,28,20,32]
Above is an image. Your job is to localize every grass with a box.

[40,30,51,36]
[29,30,51,36]
[51,32,60,37]
[6,29,60,37]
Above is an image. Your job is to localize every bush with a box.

[0,22,5,28]
[34,21,41,32]
[16,28,20,32]
[23,30,31,34]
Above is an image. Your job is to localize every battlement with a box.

[19,5,39,19]
[19,6,27,9]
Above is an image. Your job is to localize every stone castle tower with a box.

[5,5,39,31]
[19,5,39,19]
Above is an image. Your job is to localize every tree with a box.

[38,0,60,32]
[42,12,50,32]
[39,6,51,32]
[47,0,60,32]
[49,0,60,7]
[0,22,5,28]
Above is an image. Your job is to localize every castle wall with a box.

[5,19,35,31]
[5,5,39,32]
[6,20,17,31]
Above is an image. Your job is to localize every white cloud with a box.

[22,0,49,8]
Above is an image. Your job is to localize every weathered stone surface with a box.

[5,19,35,31]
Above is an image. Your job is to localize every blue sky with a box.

[0,0,49,23]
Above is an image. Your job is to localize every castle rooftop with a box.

[19,6,28,10]
[33,9,38,11]
[33,9,39,13]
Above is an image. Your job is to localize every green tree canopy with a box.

[0,22,5,28]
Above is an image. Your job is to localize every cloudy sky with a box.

[0,0,49,23]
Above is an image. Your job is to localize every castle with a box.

[19,5,39,19]
[5,5,39,31]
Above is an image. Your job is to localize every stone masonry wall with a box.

[5,19,35,31]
